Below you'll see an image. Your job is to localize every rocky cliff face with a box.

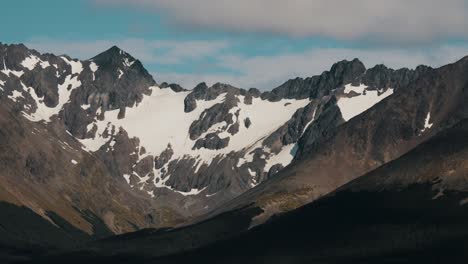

[202,54,468,230]
[0,41,443,246]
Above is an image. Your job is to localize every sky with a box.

[3,0,468,90]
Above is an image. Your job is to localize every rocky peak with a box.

[159,82,187,92]
[90,46,142,73]
[263,59,366,102]
[61,46,156,137]
[81,46,155,109]
[361,63,432,91]
[328,58,366,83]
[192,82,209,93]
[92,46,132,62]
[0,43,41,73]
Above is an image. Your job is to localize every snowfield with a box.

[81,86,310,165]
[337,84,393,121]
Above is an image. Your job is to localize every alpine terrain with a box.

[1,41,468,263]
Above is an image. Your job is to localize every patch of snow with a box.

[420,111,433,134]
[21,55,41,70]
[159,184,207,196]
[217,96,310,154]
[79,122,114,152]
[23,75,81,122]
[123,58,135,67]
[89,62,98,81]
[199,121,227,138]
[206,192,218,197]
[337,84,393,121]
[237,139,265,168]
[8,90,24,102]
[2,58,24,77]
[250,177,258,188]
[123,174,131,184]
[21,55,50,70]
[61,56,83,75]
[40,61,50,68]
[71,159,78,165]
[301,106,318,137]
[149,164,207,196]
[264,144,297,172]
[343,83,367,94]
[81,104,91,110]
[118,69,124,79]
[108,140,116,151]
[194,159,205,173]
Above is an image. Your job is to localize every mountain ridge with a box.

[0,41,465,262]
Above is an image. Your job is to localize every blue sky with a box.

[3,0,468,90]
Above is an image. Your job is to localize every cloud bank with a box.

[93,0,468,43]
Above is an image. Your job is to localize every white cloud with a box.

[93,0,468,43]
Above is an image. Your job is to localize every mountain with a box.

[158,117,468,264]
[0,42,405,220]
[33,115,468,264]
[199,54,468,228]
[0,41,467,262]
[0,43,166,252]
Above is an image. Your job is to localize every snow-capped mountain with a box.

[3,41,468,262]
[46,54,468,264]
[0,41,439,246]
[0,43,412,216]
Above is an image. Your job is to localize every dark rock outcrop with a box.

[193,133,230,150]
[160,82,187,92]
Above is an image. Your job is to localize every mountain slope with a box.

[35,117,468,264]
[202,55,468,227]
[0,43,181,238]
[1,41,465,263]
[0,41,414,228]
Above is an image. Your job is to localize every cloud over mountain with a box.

[93,0,468,43]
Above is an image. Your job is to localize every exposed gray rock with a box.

[97,128,140,180]
[160,82,187,92]
[184,82,250,113]
[294,97,345,160]
[134,155,154,178]
[267,164,284,178]
[227,122,240,135]
[243,94,253,105]
[244,118,251,128]
[188,92,239,140]
[154,144,174,169]
[193,133,230,150]
[263,100,318,152]
[262,59,365,102]
[361,64,431,91]
[184,83,207,112]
